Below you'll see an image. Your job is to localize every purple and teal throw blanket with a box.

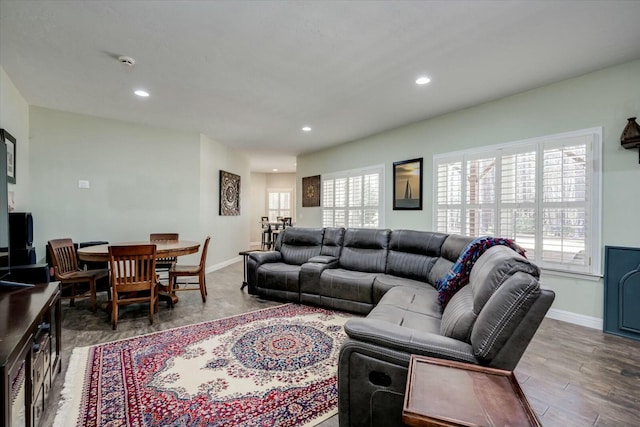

[436,236,526,308]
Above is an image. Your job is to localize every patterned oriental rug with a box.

[54,304,351,427]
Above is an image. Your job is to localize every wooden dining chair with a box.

[271,217,291,247]
[260,217,270,250]
[168,236,211,303]
[108,244,159,330]
[47,238,109,312]
[150,233,178,283]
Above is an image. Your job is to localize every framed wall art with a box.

[219,170,240,216]
[0,129,16,184]
[302,175,321,207]
[393,158,423,210]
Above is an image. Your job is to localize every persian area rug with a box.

[54,304,351,427]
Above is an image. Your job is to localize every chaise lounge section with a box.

[247,226,555,427]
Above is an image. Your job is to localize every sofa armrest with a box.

[247,251,283,294]
[308,255,338,264]
[299,258,339,293]
[344,317,478,364]
[249,251,282,264]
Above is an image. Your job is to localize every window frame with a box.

[432,127,602,277]
[321,164,385,229]
[266,187,293,222]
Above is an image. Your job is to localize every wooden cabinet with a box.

[604,246,640,341]
[0,282,61,427]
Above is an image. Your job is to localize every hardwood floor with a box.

[42,260,640,426]
[516,315,640,426]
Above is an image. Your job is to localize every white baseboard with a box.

[546,308,603,330]
[205,256,242,274]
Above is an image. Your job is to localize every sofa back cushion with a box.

[440,245,541,347]
[386,230,447,282]
[339,228,390,273]
[468,245,539,312]
[428,234,474,285]
[321,227,345,257]
[278,227,324,265]
[439,285,475,342]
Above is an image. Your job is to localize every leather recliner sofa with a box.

[247,227,555,427]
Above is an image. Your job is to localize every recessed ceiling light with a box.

[134,90,150,97]
[302,126,312,132]
[272,168,279,172]
[415,76,431,85]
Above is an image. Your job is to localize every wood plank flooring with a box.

[41,260,640,426]
[516,313,640,426]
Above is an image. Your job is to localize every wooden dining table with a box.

[77,240,200,305]
[77,240,200,263]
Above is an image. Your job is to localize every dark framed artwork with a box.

[393,158,423,210]
[302,175,321,207]
[0,129,16,184]
[219,170,240,216]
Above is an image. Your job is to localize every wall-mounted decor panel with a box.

[302,175,320,207]
[219,170,240,216]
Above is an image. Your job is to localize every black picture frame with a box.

[0,129,16,184]
[219,170,240,216]
[393,158,423,210]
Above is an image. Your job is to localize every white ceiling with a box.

[1,1,640,173]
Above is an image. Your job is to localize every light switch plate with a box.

[78,180,90,189]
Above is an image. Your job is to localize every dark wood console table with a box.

[1,282,61,427]
[403,355,540,427]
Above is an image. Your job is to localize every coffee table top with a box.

[403,355,541,427]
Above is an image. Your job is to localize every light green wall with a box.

[28,107,250,267]
[249,172,267,244]
[0,66,30,209]
[298,59,640,319]
[198,133,252,262]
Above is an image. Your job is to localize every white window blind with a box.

[322,165,384,228]
[267,189,292,221]
[433,128,602,276]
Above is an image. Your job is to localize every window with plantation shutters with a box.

[322,165,384,229]
[433,128,602,276]
[267,189,292,221]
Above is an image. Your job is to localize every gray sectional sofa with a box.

[247,226,555,427]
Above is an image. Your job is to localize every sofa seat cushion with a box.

[370,286,442,334]
[372,274,432,304]
[319,268,377,303]
[257,262,302,293]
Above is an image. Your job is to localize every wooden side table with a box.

[403,355,541,427]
